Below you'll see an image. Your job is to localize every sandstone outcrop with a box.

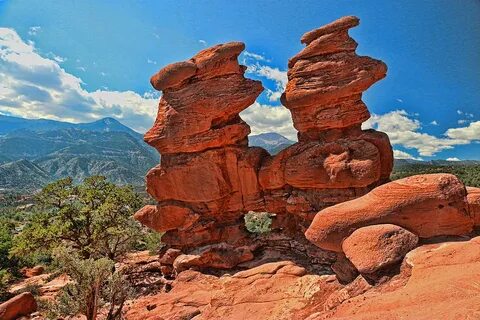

[342,224,418,274]
[125,261,341,320]
[0,292,37,320]
[135,15,393,271]
[467,186,480,226]
[310,237,480,319]
[306,173,473,252]
[125,237,480,319]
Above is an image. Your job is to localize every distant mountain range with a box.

[1,114,477,192]
[248,132,295,154]
[0,115,159,192]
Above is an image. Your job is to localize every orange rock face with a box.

[313,237,480,319]
[126,237,480,319]
[306,174,474,252]
[136,16,393,270]
[282,15,386,135]
[342,224,418,274]
[125,261,341,320]
[467,186,480,226]
[0,292,37,320]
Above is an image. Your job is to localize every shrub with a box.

[47,247,133,320]
[244,211,274,234]
[11,176,143,261]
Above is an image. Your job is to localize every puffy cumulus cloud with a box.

[446,157,461,161]
[241,51,287,102]
[363,109,469,157]
[445,121,480,141]
[393,149,423,161]
[0,28,157,132]
[246,63,287,102]
[241,102,297,141]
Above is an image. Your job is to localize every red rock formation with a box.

[125,261,342,320]
[467,186,480,226]
[125,237,480,319]
[306,174,473,252]
[0,292,37,320]
[342,224,418,274]
[136,16,393,271]
[259,15,392,221]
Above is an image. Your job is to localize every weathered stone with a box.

[0,292,37,320]
[306,174,473,252]
[467,186,480,226]
[137,16,393,268]
[342,224,418,274]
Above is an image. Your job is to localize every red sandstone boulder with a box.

[301,16,360,45]
[306,174,473,252]
[467,186,480,226]
[342,224,418,274]
[0,292,37,320]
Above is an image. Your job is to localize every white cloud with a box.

[243,51,270,62]
[396,98,403,103]
[198,39,207,46]
[446,157,461,161]
[241,102,297,141]
[430,120,438,125]
[147,59,157,65]
[0,28,157,132]
[457,109,463,115]
[393,149,423,161]
[245,63,287,102]
[458,119,468,125]
[28,26,41,36]
[363,110,469,157]
[445,121,480,141]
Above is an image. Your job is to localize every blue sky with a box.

[0,0,479,160]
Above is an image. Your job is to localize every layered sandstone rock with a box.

[125,261,341,320]
[125,237,480,320]
[258,15,393,221]
[136,16,392,271]
[136,42,265,255]
[282,15,387,139]
[306,174,473,253]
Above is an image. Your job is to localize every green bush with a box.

[10,176,143,262]
[244,211,274,234]
[46,247,133,320]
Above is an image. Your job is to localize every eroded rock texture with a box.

[135,16,393,271]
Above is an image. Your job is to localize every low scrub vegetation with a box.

[0,176,161,319]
